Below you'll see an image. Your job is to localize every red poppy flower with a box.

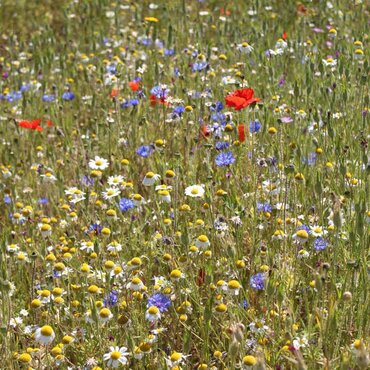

[110,88,119,98]
[149,95,167,106]
[128,81,140,91]
[19,118,43,131]
[225,88,260,110]
[282,31,288,40]
[199,124,210,139]
[238,124,246,142]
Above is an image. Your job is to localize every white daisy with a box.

[145,306,161,322]
[185,184,205,198]
[103,346,129,368]
[35,325,55,345]
[89,156,109,170]
[107,175,124,187]
[142,172,161,186]
[102,187,121,200]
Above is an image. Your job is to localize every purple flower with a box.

[250,273,266,290]
[215,141,230,150]
[87,223,102,235]
[119,198,135,212]
[281,116,293,123]
[297,224,310,234]
[215,151,235,167]
[38,198,49,205]
[104,290,119,307]
[249,120,261,133]
[42,94,55,102]
[147,293,171,313]
[192,61,208,72]
[136,145,153,158]
[314,238,329,251]
[150,85,169,99]
[302,152,317,166]
[257,202,271,213]
[62,91,75,101]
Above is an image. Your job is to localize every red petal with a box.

[235,88,254,100]
[128,81,140,91]
[238,124,246,142]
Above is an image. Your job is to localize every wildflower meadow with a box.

[0,0,369,369]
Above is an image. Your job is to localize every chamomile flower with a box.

[108,175,124,187]
[127,277,145,291]
[237,42,254,53]
[185,184,205,198]
[89,156,109,170]
[145,306,161,322]
[310,225,327,237]
[194,235,210,249]
[142,172,161,186]
[322,57,337,67]
[292,336,308,350]
[99,307,113,322]
[102,187,121,200]
[35,325,55,345]
[165,351,189,368]
[103,346,129,368]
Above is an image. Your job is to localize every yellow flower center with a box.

[148,306,159,315]
[40,325,53,337]
[110,351,121,360]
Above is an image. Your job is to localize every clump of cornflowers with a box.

[215,151,235,167]
[250,273,266,290]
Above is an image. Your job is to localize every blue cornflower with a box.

[297,224,310,234]
[165,48,175,56]
[42,94,55,102]
[250,273,266,290]
[20,84,30,93]
[314,238,329,251]
[139,37,152,46]
[257,202,272,213]
[104,290,119,307]
[136,145,153,158]
[173,67,181,77]
[150,85,169,99]
[147,293,171,313]
[87,223,103,235]
[38,198,49,205]
[210,101,224,112]
[211,112,226,124]
[215,141,230,151]
[243,299,249,309]
[6,91,22,102]
[249,120,261,133]
[130,99,139,106]
[4,195,11,204]
[119,198,135,212]
[173,106,185,115]
[215,151,235,167]
[106,64,117,75]
[302,152,317,166]
[192,61,208,72]
[81,175,94,187]
[62,91,75,101]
